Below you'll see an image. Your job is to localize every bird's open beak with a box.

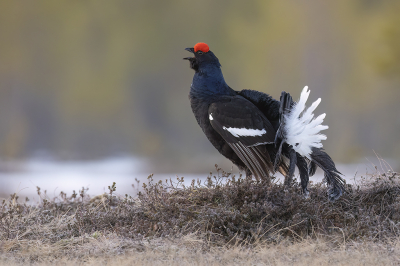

[183,47,195,60]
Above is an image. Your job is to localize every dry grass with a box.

[2,233,400,265]
[1,166,400,265]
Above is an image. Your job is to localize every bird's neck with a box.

[190,65,235,98]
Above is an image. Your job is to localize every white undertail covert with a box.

[284,86,328,159]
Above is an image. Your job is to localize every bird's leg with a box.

[285,148,297,187]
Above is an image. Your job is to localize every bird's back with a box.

[238,90,281,130]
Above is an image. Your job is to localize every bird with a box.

[184,42,345,201]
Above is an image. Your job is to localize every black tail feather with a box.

[275,91,293,146]
[310,147,345,201]
[273,140,284,171]
[308,161,317,176]
[279,91,294,122]
[274,91,294,170]
[281,148,297,186]
[296,154,310,196]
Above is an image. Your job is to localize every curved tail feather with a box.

[310,147,345,201]
[274,91,294,170]
[275,86,345,201]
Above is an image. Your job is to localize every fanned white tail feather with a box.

[284,86,328,159]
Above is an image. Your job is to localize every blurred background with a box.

[1,0,399,199]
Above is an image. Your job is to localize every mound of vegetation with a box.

[1,166,400,254]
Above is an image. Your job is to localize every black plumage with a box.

[184,43,345,201]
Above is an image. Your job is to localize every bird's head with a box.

[184,43,221,72]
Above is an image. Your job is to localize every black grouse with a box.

[184,42,345,201]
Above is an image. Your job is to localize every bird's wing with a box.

[238,89,281,123]
[208,96,276,179]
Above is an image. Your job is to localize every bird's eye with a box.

[197,51,203,55]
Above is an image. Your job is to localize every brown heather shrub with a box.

[1,165,400,260]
